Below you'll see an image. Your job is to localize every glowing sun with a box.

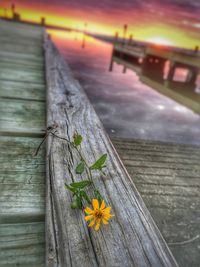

[148,36,173,46]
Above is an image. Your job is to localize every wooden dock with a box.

[0,21,46,266]
[112,138,200,267]
[110,43,200,115]
[0,20,180,267]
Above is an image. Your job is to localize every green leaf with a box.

[73,133,82,147]
[75,161,85,174]
[80,191,91,204]
[94,189,103,202]
[65,183,77,193]
[90,154,107,170]
[70,180,92,189]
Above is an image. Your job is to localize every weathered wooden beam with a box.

[112,137,200,267]
[145,46,200,68]
[0,99,46,135]
[44,35,178,267]
[0,20,46,266]
[0,80,46,101]
[0,222,45,267]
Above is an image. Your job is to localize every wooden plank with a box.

[0,43,43,56]
[149,208,200,267]
[0,20,44,37]
[45,36,178,267]
[126,166,200,178]
[0,99,45,135]
[0,35,43,43]
[115,149,200,162]
[141,193,200,210]
[129,173,200,187]
[123,159,200,171]
[137,183,199,197]
[0,136,45,223]
[0,58,44,71]
[0,51,44,64]
[112,138,200,267]
[0,20,46,266]
[0,222,45,267]
[117,153,200,165]
[0,35,43,45]
[146,46,200,68]
[0,80,45,101]
[0,67,45,84]
[112,138,200,153]
[0,136,45,155]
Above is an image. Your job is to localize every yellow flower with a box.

[84,199,114,231]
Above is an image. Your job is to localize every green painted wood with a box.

[0,35,43,43]
[0,51,44,64]
[0,58,44,71]
[0,20,46,266]
[0,222,45,267]
[0,99,45,135]
[0,67,45,83]
[112,137,200,267]
[0,80,45,101]
[0,43,43,56]
[0,35,43,44]
[0,20,44,37]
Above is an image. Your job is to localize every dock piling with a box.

[81,22,87,49]
[122,24,128,45]
[41,17,46,26]
[128,34,133,45]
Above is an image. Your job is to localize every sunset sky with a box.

[0,0,200,48]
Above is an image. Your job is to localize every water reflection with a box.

[49,30,200,144]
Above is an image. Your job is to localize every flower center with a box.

[94,210,103,219]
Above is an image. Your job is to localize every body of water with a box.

[50,31,200,145]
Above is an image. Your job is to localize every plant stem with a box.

[49,131,71,144]
[33,132,48,156]
[47,130,94,183]
[34,127,99,193]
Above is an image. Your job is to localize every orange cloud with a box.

[0,1,199,49]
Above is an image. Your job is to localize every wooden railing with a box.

[44,35,178,267]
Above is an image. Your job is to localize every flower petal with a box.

[103,214,113,220]
[92,199,99,210]
[102,207,111,214]
[84,207,94,215]
[85,215,93,221]
[102,218,109,225]
[100,200,106,210]
[88,219,96,227]
[94,219,101,231]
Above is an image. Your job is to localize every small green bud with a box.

[71,199,79,209]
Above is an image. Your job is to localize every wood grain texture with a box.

[0,42,43,56]
[112,138,200,267]
[0,20,46,266]
[45,36,178,267]
[0,59,44,72]
[0,136,45,223]
[0,80,45,101]
[0,99,46,135]
[0,20,43,38]
[0,222,45,267]
[0,68,45,83]
[0,50,44,64]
